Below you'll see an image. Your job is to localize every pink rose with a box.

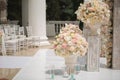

[88,7,95,11]
[72,38,77,44]
[53,45,57,49]
[69,46,75,52]
[62,43,67,48]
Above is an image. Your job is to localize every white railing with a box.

[46,21,79,36]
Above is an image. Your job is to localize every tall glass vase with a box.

[63,55,78,79]
[84,23,101,71]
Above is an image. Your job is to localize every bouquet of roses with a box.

[75,0,110,25]
[53,24,88,57]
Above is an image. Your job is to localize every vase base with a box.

[63,72,69,78]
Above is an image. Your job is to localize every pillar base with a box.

[40,41,50,46]
[40,36,50,46]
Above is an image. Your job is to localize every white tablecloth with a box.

[0,56,32,68]
[12,49,120,80]
[12,49,65,80]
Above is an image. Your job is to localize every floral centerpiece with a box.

[75,0,110,25]
[53,24,88,57]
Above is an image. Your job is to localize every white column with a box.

[22,0,28,26]
[28,0,50,45]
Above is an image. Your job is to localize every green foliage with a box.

[59,0,74,20]
[46,0,83,20]
[7,0,84,24]
[7,0,22,25]
[46,0,61,20]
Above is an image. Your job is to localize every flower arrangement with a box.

[53,24,88,57]
[0,30,2,44]
[75,0,110,25]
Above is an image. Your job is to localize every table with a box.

[0,56,32,68]
[12,49,65,80]
[12,49,120,80]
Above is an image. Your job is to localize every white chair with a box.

[25,26,33,48]
[25,37,33,49]
[18,27,27,50]
[4,26,19,55]
[0,29,6,56]
[18,27,26,38]
[26,26,40,47]
[0,29,3,54]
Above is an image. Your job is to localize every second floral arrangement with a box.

[53,24,88,57]
[75,0,110,25]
